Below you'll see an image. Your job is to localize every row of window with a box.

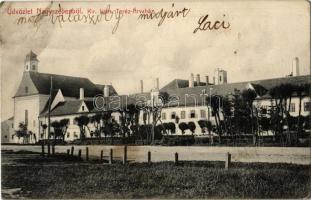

[27,102,311,129]
[25,64,36,71]
[261,102,310,113]
[162,110,207,120]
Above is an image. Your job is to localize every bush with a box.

[162,135,195,146]
[188,122,196,134]
[179,122,188,134]
[168,122,176,134]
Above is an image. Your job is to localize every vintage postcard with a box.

[0,0,310,199]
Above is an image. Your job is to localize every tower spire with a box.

[24,50,39,72]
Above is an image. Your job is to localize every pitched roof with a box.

[40,93,151,117]
[25,51,38,61]
[14,72,103,98]
[95,84,118,96]
[250,75,310,90]
[39,100,83,117]
[160,75,310,107]
[39,75,310,116]
[161,79,209,91]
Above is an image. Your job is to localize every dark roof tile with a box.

[14,72,103,98]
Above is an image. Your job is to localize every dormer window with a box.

[25,86,28,93]
[82,106,85,111]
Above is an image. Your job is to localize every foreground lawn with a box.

[1,152,311,199]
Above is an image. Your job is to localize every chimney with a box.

[156,78,159,90]
[205,75,209,85]
[189,73,194,88]
[292,57,300,76]
[196,74,200,86]
[79,88,84,100]
[104,85,109,97]
[140,80,143,93]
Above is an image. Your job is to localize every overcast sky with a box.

[0,0,310,120]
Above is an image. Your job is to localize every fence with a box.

[40,144,233,169]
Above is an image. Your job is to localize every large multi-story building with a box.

[2,52,310,143]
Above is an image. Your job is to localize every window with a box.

[25,110,28,125]
[181,111,186,119]
[190,110,196,118]
[200,110,206,118]
[171,112,176,119]
[304,102,311,112]
[26,65,28,70]
[32,65,36,70]
[11,123,13,128]
[82,106,85,111]
[260,108,267,115]
[289,103,295,112]
[25,86,28,93]
[67,132,70,138]
[219,76,222,82]
[161,113,166,120]
[4,136,7,139]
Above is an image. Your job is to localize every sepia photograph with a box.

[0,0,310,199]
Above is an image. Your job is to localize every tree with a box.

[221,97,233,135]
[178,122,188,134]
[156,124,165,135]
[90,114,102,138]
[188,122,196,135]
[198,120,208,133]
[51,119,69,142]
[207,95,222,141]
[127,104,140,139]
[151,92,170,143]
[142,91,170,144]
[51,121,62,140]
[296,84,310,139]
[304,115,311,130]
[269,83,302,145]
[14,122,29,143]
[110,119,121,144]
[74,115,90,139]
[162,123,170,134]
[101,111,112,140]
[41,124,47,139]
[59,119,69,141]
[168,122,176,134]
[241,89,257,143]
[258,116,270,134]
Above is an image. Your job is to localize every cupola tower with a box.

[24,51,39,72]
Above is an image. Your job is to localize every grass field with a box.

[1,151,311,199]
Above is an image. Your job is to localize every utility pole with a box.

[151,105,155,145]
[47,77,52,156]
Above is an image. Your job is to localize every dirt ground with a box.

[2,145,311,165]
